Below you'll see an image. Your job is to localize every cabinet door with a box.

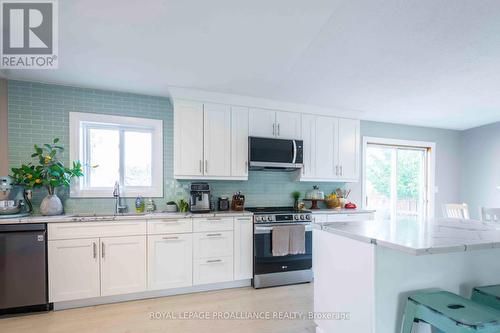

[315,116,337,179]
[300,114,316,178]
[275,111,301,139]
[148,234,193,291]
[100,236,147,296]
[338,118,360,181]
[174,100,204,177]
[231,106,249,178]
[48,238,100,302]
[233,216,253,280]
[203,103,231,177]
[248,108,276,138]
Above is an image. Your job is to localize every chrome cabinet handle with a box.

[272,123,276,136]
[245,161,248,174]
[199,160,202,173]
[101,242,105,259]
[205,160,208,173]
[206,259,222,263]
[340,165,343,176]
[206,217,222,221]
[277,123,280,136]
[206,233,222,237]
[335,165,339,176]
[162,236,179,240]
[93,242,97,259]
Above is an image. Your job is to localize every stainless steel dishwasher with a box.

[0,223,50,314]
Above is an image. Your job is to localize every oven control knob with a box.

[267,216,273,222]
[300,215,305,220]
[294,215,299,220]
[256,216,262,222]
[305,214,311,221]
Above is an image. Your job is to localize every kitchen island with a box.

[314,218,500,333]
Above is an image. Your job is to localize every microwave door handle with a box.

[292,140,297,164]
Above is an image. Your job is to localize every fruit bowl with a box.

[325,198,341,209]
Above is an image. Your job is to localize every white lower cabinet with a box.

[194,257,234,285]
[148,234,193,290]
[233,217,253,280]
[100,236,147,297]
[193,231,233,258]
[48,238,100,302]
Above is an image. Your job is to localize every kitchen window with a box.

[69,112,163,197]
[362,137,435,220]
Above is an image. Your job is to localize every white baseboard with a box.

[53,279,252,310]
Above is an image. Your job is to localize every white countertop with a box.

[322,218,500,255]
[0,210,253,225]
[310,208,375,215]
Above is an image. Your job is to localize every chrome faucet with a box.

[113,181,128,214]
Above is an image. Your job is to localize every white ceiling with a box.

[2,0,500,130]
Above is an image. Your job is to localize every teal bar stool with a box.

[401,291,500,333]
[472,285,500,311]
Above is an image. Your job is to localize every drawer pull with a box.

[206,259,222,263]
[236,218,251,221]
[101,242,105,259]
[93,242,97,259]
[206,233,222,237]
[162,236,179,240]
[206,218,222,221]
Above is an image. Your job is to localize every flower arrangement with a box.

[10,138,86,215]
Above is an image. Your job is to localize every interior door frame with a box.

[362,137,436,219]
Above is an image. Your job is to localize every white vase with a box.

[40,194,63,216]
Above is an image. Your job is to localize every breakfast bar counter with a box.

[314,218,500,333]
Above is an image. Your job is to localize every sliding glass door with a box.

[365,143,429,221]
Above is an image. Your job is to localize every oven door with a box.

[253,223,312,275]
[249,137,303,170]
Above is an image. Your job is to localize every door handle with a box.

[93,242,97,259]
[101,242,105,259]
[277,123,280,136]
[206,259,222,263]
[199,160,202,173]
[205,160,208,173]
[340,165,343,176]
[335,165,339,176]
[272,123,276,136]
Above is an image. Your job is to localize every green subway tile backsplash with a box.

[7,80,344,214]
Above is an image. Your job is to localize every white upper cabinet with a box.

[174,100,247,180]
[248,108,276,138]
[275,111,301,139]
[337,118,359,181]
[298,115,359,182]
[231,106,249,177]
[315,116,338,179]
[174,100,204,178]
[249,108,301,139]
[203,103,231,177]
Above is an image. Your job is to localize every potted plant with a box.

[10,138,85,216]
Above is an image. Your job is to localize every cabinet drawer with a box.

[193,257,233,285]
[147,218,192,235]
[48,221,147,240]
[327,213,374,223]
[193,217,234,232]
[193,231,233,258]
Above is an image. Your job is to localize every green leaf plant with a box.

[10,138,88,196]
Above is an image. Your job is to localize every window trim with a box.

[69,112,163,198]
[362,137,436,219]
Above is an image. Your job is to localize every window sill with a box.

[70,187,163,198]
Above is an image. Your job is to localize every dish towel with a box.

[272,226,291,256]
[289,225,306,255]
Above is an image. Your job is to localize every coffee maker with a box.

[189,182,211,213]
[0,176,33,218]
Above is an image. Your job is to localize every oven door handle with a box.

[254,224,313,234]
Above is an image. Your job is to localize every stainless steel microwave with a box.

[248,137,303,171]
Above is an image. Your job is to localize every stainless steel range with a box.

[247,207,313,289]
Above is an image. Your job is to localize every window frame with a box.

[69,112,163,198]
[362,137,436,219]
